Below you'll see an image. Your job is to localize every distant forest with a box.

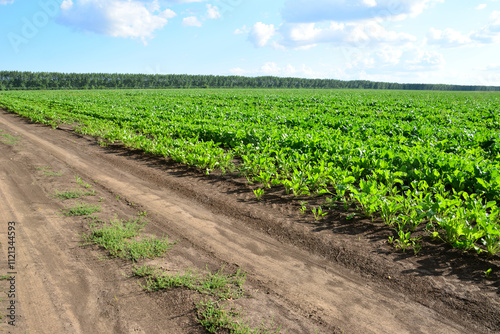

[1,71,499,91]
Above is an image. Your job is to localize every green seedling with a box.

[393,230,412,252]
[282,179,292,195]
[254,171,272,189]
[324,196,337,209]
[342,197,351,211]
[411,237,422,255]
[484,268,493,279]
[299,201,308,215]
[346,213,356,220]
[245,176,254,185]
[253,188,265,201]
[311,206,327,221]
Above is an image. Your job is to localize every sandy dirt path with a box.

[0,110,495,333]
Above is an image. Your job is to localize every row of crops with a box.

[0,89,499,256]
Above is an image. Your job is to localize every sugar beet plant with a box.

[1,89,500,256]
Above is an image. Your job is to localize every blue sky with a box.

[1,0,499,85]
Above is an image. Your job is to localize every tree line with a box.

[1,71,498,91]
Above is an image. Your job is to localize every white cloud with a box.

[294,44,318,50]
[475,63,500,71]
[248,22,276,48]
[147,0,160,12]
[427,27,471,47]
[206,4,221,19]
[476,4,487,10]
[362,0,377,7]
[234,25,249,34]
[346,53,376,69]
[278,21,416,49]
[60,0,73,10]
[229,44,448,81]
[58,0,174,43]
[471,11,500,43]
[340,44,445,78]
[281,23,325,45]
[161,9,177,19]
[182,16,202,27]
[405,49,445,70]
[0,0,15,4]
[261,62,281,75]
[347,21,416,43]
[281,0,443,23]
[376,48,404,65]
[427,11,500,47]
[236,1,452,82]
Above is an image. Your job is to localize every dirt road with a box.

[0,110,498,333]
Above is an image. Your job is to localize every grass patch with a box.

[0,275,11,280]
[43,170,63,176]
[0,130,21,146]
[35,166,63,176]
[196,299,282,334]
[83,218,174,261]
[62,202,101,216]
[133,264,282,333]
[132,264,159,277]
[134,265,246,300]
[54,189,96,200]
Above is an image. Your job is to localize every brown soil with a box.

[0,109,498,334]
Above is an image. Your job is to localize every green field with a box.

[1,89,499,256]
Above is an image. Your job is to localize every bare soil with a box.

[0,109,499,334]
